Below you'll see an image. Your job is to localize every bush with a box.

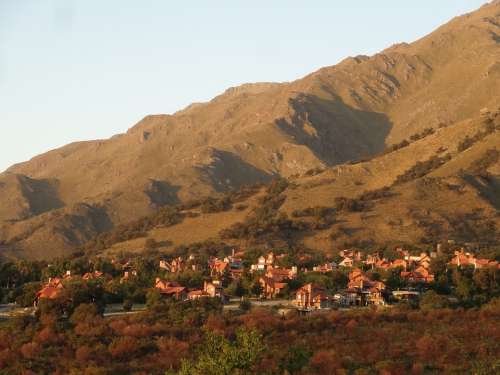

[419,291,450,311]
[239,298,252,312]
[123,300,133,312]
[394,154,452,185]
[467,149,499,175]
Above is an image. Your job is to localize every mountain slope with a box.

[1,1,499,260]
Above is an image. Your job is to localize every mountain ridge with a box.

[1,1,499,260]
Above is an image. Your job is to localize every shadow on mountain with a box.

[463,174,500,210]
[275,92,392,165]
[198,149,273,192]
[145,179,181,207]
[20,176,65,216]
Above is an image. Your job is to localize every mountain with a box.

[1,1,499,260]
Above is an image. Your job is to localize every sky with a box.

[0,0,488,172]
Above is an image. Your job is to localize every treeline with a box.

[466,148,499,175]
[334,186,393,213]
[394,154,452,185]
[382,127,435,155]
[78,184,262,252]
[457,119,498,153]
[181,184,261,214]
[220,179,306,241]
[81,206,183,252]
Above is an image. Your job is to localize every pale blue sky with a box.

[0,0,487,172]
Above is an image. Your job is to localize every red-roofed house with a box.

[294,283,329,309]
[209,259,229,276]
[155,278,186,300]
[265,266,297,281]
[188,280,225,301]
[82,271,104,281]
[259,277,287,299]
[401,266,434,284]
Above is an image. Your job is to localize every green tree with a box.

[280,345,312,374]
[420,290,450,310]
[15,282,42,307]
[146,288,163,309]
[174,329,264,375]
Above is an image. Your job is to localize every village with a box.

[29,242,500,316]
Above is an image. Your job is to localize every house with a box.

[259,276,287,299]
[391,259,408,270]
[34,277,65,307]
[374,259,391,270]
[46,277,64,288]
[229,268,244,280]
[312,262,337,273]
[160,257,192,273]
[251,252,275,271]
[341,269,387,306]
[392,290,420,302]
[82,271,104,281]
[400,266,434,284]
[473,258,499,269]
[209,259,229,276]
[365,253,381,266]
[339,249,362,261]
[224,249,244,270]
[155,278,186,300]
[294,283,329,309]
[34,286,62,307]
[407,252,431,266]
[339,257,354,268]
[265,266,297,281]
[188,280,225,301]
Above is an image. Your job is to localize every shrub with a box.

[394,154,452,185]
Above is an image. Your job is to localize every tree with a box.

[239,299,252,312]
[15,282,41,307]
[70,303,100,325]
[419,291,450,310]
[279,345,312,374]
[174,329,264,375]
[146,288,163,309]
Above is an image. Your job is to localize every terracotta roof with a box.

[37,286,61,300]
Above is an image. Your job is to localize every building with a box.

[448,250,499,270]
[154,278,186,300]
[294,283,329,310]
[251,252,275,272]
[391,259,408,270]
[188,280,225,301]
[339,269,387,306]
[265,266,297,281]
[392,290,420,303]
[82,271,104,281]
[339,257,354,268]
[259,276,287,299]
[400,266,435,284]
[312,262,337,273]
[209,259,229,276]
[160,257,186,273]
